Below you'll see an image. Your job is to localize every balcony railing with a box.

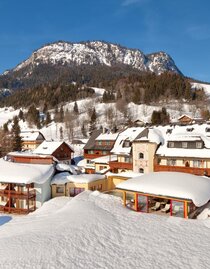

[0,189,36,199]
[154,164,210,176]
[109,161,133,170]
[84,153,110,159]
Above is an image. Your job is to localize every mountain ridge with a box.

[9,40,181,76]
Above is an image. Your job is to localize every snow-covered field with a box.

[0,191,210,269]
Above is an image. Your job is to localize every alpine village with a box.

[0,41,210,221]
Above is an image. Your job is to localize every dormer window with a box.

[123,141,131,147]
[168,142,174,148]
[182,142,187,148]
[186,128,194,132]
[196,142,202,149]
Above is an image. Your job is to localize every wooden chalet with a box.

[177,115,193,125]
[33,141,74,164]
[84,130,119,173]
[20,131,45,150]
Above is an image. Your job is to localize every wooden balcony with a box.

[154,164,210,176]
[0,189,36,199]
[84,153,109,160]
[109,161,133,170]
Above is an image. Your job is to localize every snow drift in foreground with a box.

[0,192,210,268]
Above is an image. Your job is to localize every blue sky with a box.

[0,0,210,81]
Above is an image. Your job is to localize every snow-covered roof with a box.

[111,127,144,155]
[51,172,105,185]
[33,140,74,155]
[91,155,117,164]
[157,146,210,158]
[117,172,210,207]
[134,128,164,144]
[178,114,192,120]
[96,132,119,141]
[107,171,143,178]
[20,131,45,141]
[0,158,55,184]
[56,163,79,175]
[156,132,210,158]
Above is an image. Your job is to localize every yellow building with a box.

[51,172,107,198]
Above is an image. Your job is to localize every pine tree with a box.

[45,112,51,125]
[11,116,22,151]
[58,106,64,122]
[59,126,64,140]
[73,101,79,114]
[18,109,24,121]
[89,108,97,132]
[81,124,87,138]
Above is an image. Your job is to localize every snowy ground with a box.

[0,192,210,269]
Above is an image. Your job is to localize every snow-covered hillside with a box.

[191,82,210,97]
[0,191,210,268]
[12,41,181,75]
[0,86,204,157]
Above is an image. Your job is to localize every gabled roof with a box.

[33,141,74,155]
[83,130,103,150]
[111,127,145,155]
[96,133,119,141]
[178,114,192,120]
[134,128,164,144]
[20,131,45,141]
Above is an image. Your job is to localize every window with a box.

[186,128,194,132]
[137,195,148,212]
[105,141,110,145]
[99,166,105,171]
[56,186,64,194]
[193,160,201,168]
[123,141,130,147]
[91,184,103,191]
[69,187,85,197]
[196,142,202,149]
[139,168,144,173]
[125,157,132,163]
[167,159,176,166]
[102,151,107,155]
[88,150,94,154]
[182,142,187,148]
[97,184,102,191]
[139,152,144,159]
[171,200,184,218]
[97,141,102,145]
[168,142,174,148]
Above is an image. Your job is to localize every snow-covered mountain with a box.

[13,41,181,75]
